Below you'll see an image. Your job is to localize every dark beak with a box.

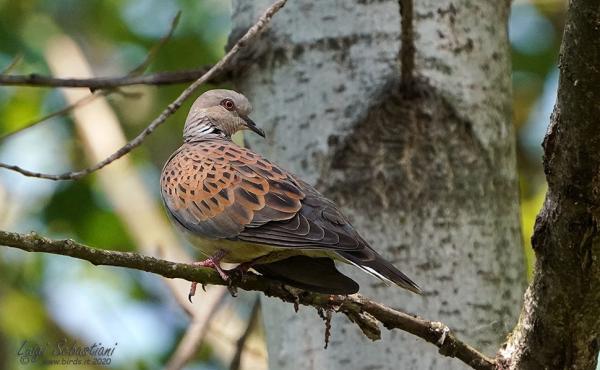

[242,116,265,138]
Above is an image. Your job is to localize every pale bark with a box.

[231,1,525,369]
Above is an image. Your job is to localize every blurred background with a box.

[0,0,568,369]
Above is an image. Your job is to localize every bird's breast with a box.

[178,224,336,264]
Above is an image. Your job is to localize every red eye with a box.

[221,99,235,111]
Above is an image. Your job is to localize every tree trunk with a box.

[501,1,600,369]
[230,1,525,369]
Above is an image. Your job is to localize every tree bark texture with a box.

[501,1,600,369]
[230,1,525,369]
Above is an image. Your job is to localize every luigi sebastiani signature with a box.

[17,339,117,366]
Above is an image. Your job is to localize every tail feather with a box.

[340,251,422,294]
[253,255,359,295]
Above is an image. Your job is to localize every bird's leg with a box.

[193,249,229,280]
[188,249,229,302]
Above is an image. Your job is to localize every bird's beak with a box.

[242,116,266,138]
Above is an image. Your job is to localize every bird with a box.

[160,89,421,299]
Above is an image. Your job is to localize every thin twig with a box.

[0,68,217,89]
[229,298,261,370]
[0,10,206,90]
[1,54,23,75]
[0,93,102,142]
[165,289,228,370]
[0,229,495,370]
[128,11,182,77]
[0,0,287,181]
[0,11,180,142]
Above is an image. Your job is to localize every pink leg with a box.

[188,249,228,302]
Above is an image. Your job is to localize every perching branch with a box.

[0,229,494,370]
[0,0,287,181]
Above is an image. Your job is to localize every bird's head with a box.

[183,89,264,141]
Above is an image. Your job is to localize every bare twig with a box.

[165,289,228,370]
[0,68,217,89]
[127,11,182,77]
[229,299,261,370]
[0,92,102,142]
[0,11,179,142]
[0,0,287,180]
[1,54,23,75]
[0,15,209,90]
[0,229,494,370]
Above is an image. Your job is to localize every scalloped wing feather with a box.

[161,140,303,238]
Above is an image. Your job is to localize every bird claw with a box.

[188,282,198,303]
[188,250,229,303]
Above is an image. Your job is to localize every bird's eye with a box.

[221,99,235,111]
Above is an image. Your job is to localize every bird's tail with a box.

[253,255,360,295]
[339,250,422,294]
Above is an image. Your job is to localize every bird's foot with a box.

[188,250,229,303]
[221,262,255,298]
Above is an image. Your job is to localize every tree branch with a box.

[0,12,197,90]
[165,288,228,370]
[0,68,218,89]
[0,92,102,142]
[0,0,287,181]
[1,54,23,75]
[0,229,494,370]
[0,11,179,142]
[398,0,415,86]
[128,11,182,77]
[229,298,261,370]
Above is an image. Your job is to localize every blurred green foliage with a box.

[42,180,135,251]
[0,1,231,369]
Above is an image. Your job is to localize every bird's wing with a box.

[161,140,304,239]
[161,140,364,251]
[239,175,422,293]
[237,177,368,251]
